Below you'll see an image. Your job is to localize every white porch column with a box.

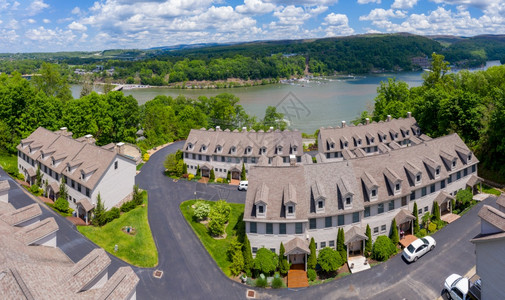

[304,253,307,271]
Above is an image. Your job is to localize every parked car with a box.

[238,181,248,191]
[443,274,481,300]
[402,236,436,262]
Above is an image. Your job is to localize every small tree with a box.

[182,163,188,175]
[54,197,69,213]
[43,179,48,197]
[432,201,441,221]
[208,211,226,236]
[372,236,397,261]
[365,224,372,257]
[413,202,420,234]
[390,219,399,245]
[196,165,201,177]
[317,247,343,273]
[193,201,211,221]
[163,153,178,174]
[337,228,346,262]
[228,238,244,276]
[456,189,473,210]
[253,248,278,276]
[241,162,247,180]
[307,237,317,269]
[35,165,42,187]
[278,242,290,276]
[59,176,68,201]
[93,193,105,226]
[422,212,432,229]
[226,170,231,182]
[132,185,143,206]
[243,235,254,276]
[209,169,215,182]
[213,200,231,223]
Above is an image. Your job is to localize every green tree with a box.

[262,106,287,130]
[337,228,346,262]
[422,212,432,229]
[243,234,254,276]
[373,78,411,121]
[209,168,215,182]
[240,162,246,181]
[208,211,226,236]
[253,248,278,276]
[182,163,188,175]
[423,53,451,88]
[365,224,372,257]
[413,202,420,234]
[196,165,201,177]
[390,219,399,245]
[93,193,105,226]
[317,247,343,273]
[278,242,290,276]
[54,197,69,213]
[372,236,397,261]
[307,237,317,270]
[164,153,181,176]
[35,165,42,187]
[456,189,473,210]
[59,176,68,201]
[213,200,231,223]
[226,170,231,182]
[228,238,244,276]
[32,62,72,101]
[193,201,211,221]
[432,201,441,221]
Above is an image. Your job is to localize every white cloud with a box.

[71,7,81,15]
[236,0,276,14]
[391,0,418,9]
[68,21,87,31]
[27,0,49,16]
[357,0,381,4]
[359,8,406,21]
[43,18,50,24]
[323,13,354,36]
[25,26,76,45]
[273,5,327,25]
[27,18,36,24]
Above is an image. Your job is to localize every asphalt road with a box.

[2,141,494,300]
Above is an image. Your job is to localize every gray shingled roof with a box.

[15,217,58,245]
[96,267,139,300]
[477,205,505,232]
[466,174,482,187]
[497,194,505,209]
[0,180,9,193]
[77,198,94,212]
[66,248,111,293]
[284,237,310,254]
[0,203,41,226]
[344,226,368,244]
[394,209,415,225]
[434,190,454,205]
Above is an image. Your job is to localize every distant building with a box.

[17,127,136,223]
[183,127,302,179]
[471,204,505,300]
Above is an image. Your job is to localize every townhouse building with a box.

[182,126,302,179]
[17,127,136,222]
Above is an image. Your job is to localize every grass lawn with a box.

[77,192,158,268]
[481,184,502,196]
[136,163,144,171]
[180,199,245,277]
[0,152,18,175]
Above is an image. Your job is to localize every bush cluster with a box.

[307,269,317,281]
[193,201,211,221]
[54,197,69,213]
[120,186,144,213]
[208,200,231,236]
[372,236,397,261]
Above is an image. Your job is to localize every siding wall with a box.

[475,240,505,300]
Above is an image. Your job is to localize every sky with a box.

[0,0,504,53]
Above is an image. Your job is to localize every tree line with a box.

[355,53,505,182]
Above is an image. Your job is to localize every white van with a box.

[238,181,248,191]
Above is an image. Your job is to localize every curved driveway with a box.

[136,141,496,300]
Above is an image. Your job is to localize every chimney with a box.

[289,154,296,166]
[365,118,370,125]
[84,134,93,144]
[216,126,220,131]
[269,126,274,132]
[60,127,67,132]
[407,112,412,118]
[341,121,346,128]
[116,142,125,154]
[242,127,247,132]
[387,115,391,122]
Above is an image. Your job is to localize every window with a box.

[416,174,421,182]
[395,183,401,191]
[231,146,236,153]
[345,196,352,205]
[457,171,461,180]
[410,191,416,201]
[472,165,476,173]
[243,157,248,163]
[252,247,258,254]
[421,187,427,197]
[352,212,360,223]
[258,205,264,214]
[388,200,395,211]
[202,145,207,151]
[86,188,90,197]
[401,196,407,206]
[452,160,457,168]
[463,168,468,177]
[468,154,472,161]
[424,206,428,212]
[344,142,348,148]
[448,174,453,184]
[378,203,384,214]
[266,223,273,234]
[418,209,422,215]
[287,205,294,215]
[309,218,317,229]
[279,223,286,234]
[251,157,256,164]
[373,227,379,234]
[338,215,344,226]
[318,200,324,209]
[295,223,303,234]
[364,206,370,218]
[250,222,257,233]
[270,248,276,253]
[381,225,386,233]
[325,217,332,228]
[436,167,440,176]
[114,161,118,169]
[430,184,435,193]
[371,138,375,143]
[321,242,326,248]
[77,183,81,192]
[71,180,75,189]
[441,180,446,189]
[329,240,335,248]
[371,189,377,197]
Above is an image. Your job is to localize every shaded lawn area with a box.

[77,192,158,268]
[0,152,18,175]
[180,200,244,277]
[481,184,501,196]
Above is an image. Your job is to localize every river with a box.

[71,61,501,134]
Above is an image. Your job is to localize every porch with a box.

[76,198,94,225]
[395,208,415,240]
[345,226,370,273]
[284,237,310,288]
[24,168,36,186]
[200,163,212,178]
[466,174,483,195]
[47,181,60,201]
[434,190,454,216]
[229,166,241,180]
[287,264,308,288]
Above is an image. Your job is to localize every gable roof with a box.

[66,248,111,293]
[394,208,416,225]
[96,267,139,300]
[284,237,310,255]
[344,226,368,244]
[0,180,9,193]
[478,205,505,232]
[15,217,58,245]
[434,190,454,205]
[0,203,41,226]
[497,194,505,209]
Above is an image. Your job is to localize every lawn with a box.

[0,152,18,176]
[180,199,245,276]
[481,184,502,196]
[77,192,158,267]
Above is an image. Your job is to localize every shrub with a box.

[216,177,223,183]
[93,193,105,226]
[17,173,25,181]
[308,237,317,269]
[120,200,136,212]
[243,235,254,275]
[188,173,194,181]
[428,222,437,233]
[456,189,473,211]
[278,242,290,276]
[307,269,317,281]
[29,184,40,194]
[182,163,187,175]
[432,201,441,221]
[317,247,343,273]
[209,169,215,182]
[228,239,244,276]
[337,228,347,263]
[413,202,420,234]
[417,228,428,237]
[271,276,284,288]
[240,162,246,181]
[213,200,231,223]
[255,276,268,288]
[390,219,399,245]
[193,202,211,221]
[132,185,143,206]
[104,207,120,223]
[54,197,69,213]
[434,220,446,230]
[208,214,225,236]
[365,224,373,258]
[372,236,397,261]
[253,248,278,276]
[143,153,150,161]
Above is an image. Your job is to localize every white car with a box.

[238,181,248,191]
[402,236,436,262]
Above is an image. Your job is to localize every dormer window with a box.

[287,205,295,216]
[371,188,377,198]
[231,146,236,154]
[41,153,45,159]
[188,144,193,150]
[467,154,472,162]
[246,146,252,154]
[406,130,410,135]
[395,133,398,139]
[452,160,457,169]
[330,143,335,149]
[357,139,362,146]
[395,183,401,192]
[383,135,387,140]
[260,147,266,155]
[201,145,207,151]
[343,142,348,148]
[416,174,421,183]
[292,146,297,153]
[277,146,282,154]
[371,137,375,143]
[345,195,352,205]
[435,167,441,177]
[216,145,222,152]
[52,158,55,166]
[257,204,266,216]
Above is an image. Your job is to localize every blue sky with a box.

[0,0,504,52]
